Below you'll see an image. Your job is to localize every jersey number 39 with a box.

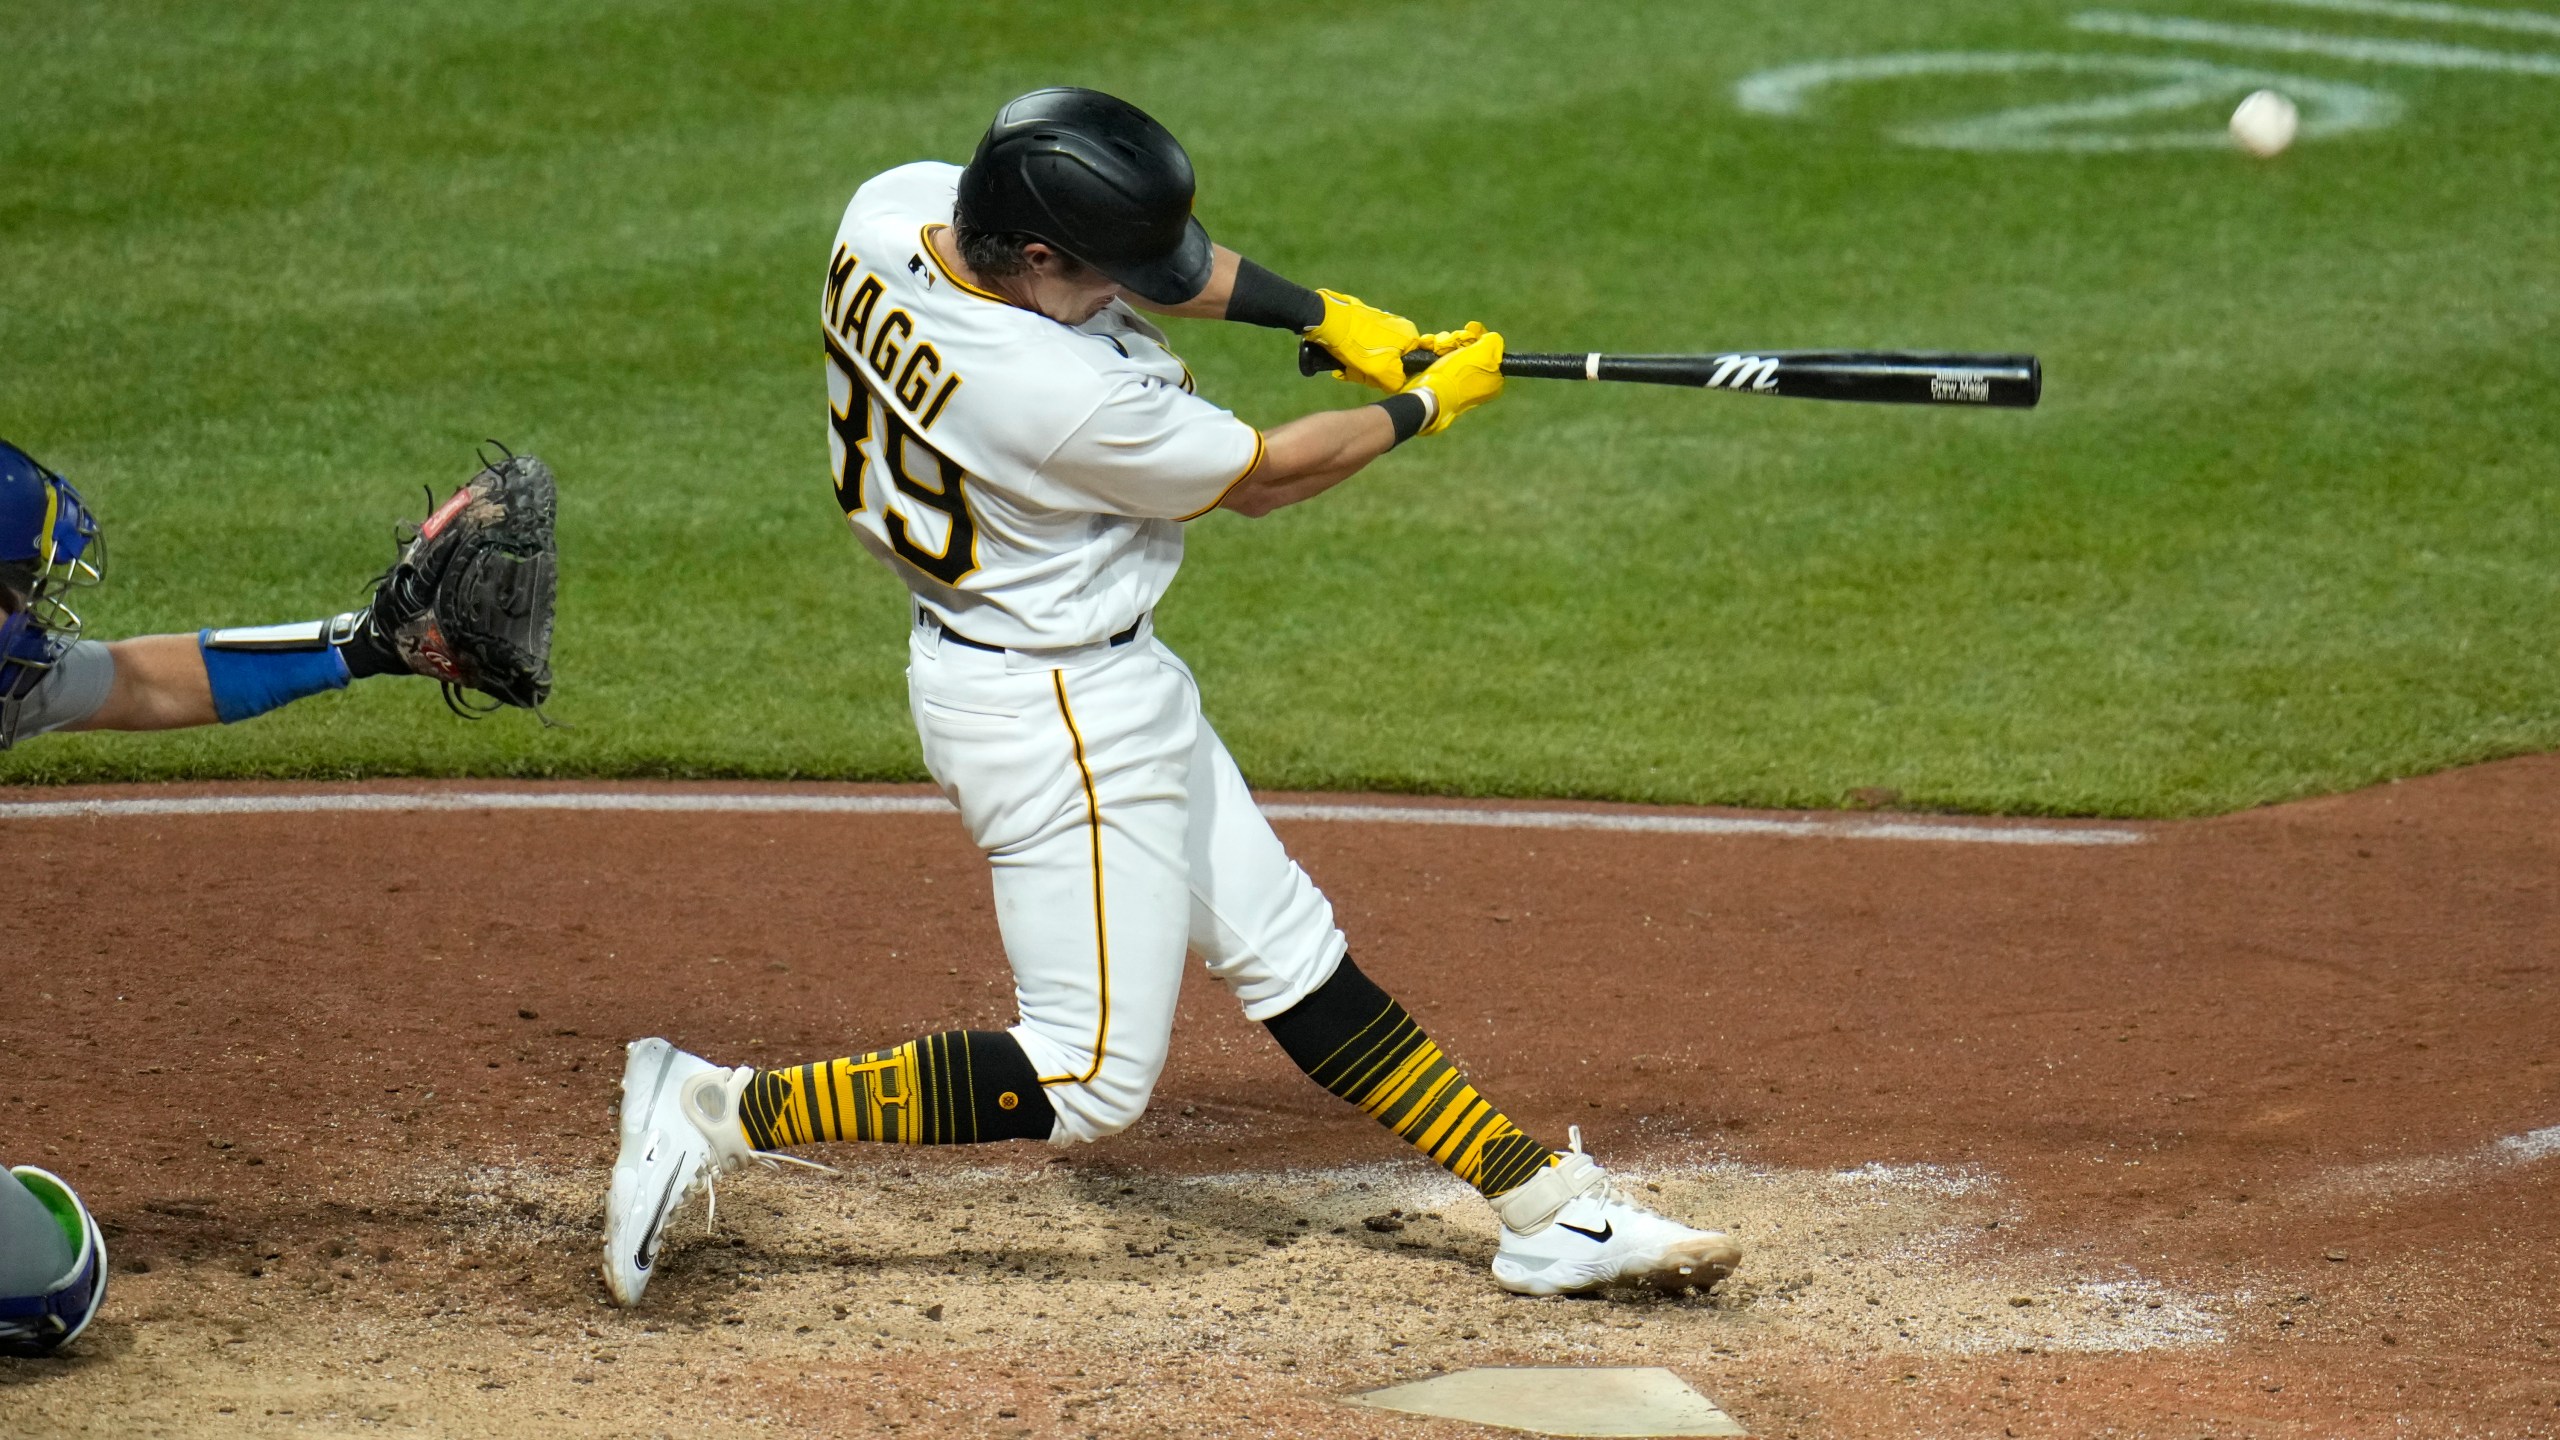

[826,332,980,586]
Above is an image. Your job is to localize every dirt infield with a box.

[2,759,2555,1438]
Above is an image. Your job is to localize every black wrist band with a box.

[1227,258,1326,332]
[335,611,406,680]
[1376,392,1429,447]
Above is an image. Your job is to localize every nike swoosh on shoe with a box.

[635,1162,683,1272]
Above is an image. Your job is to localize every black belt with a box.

[922,610,1142,654]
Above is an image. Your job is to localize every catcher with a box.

[0,436,557,752]
[0,435,556,1356]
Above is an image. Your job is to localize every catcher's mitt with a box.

[366,445,557,717]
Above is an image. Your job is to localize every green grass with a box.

[4,0,2554,814]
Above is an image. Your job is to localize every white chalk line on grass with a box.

[0,789,2147,846]
[1737,0,2559,154]
[2251,0,2560,39]
[1732,51,2402,151]
[2074,11,2560,74]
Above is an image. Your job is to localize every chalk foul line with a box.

[1256,802,2141,846]
[0,790,2145,846]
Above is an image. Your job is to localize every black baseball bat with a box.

[1297,341,2041,409]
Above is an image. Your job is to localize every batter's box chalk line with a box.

[2494,1124,2560,1162]
[2302,1123,2560,1203]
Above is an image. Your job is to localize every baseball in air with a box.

[2229,89,2299,158]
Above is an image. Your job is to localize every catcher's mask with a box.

[955,87,1214,306]
[1,438,105,748]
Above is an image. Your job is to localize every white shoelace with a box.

[687,1065,842,1233]
[702,1149,839,1233]
[1562,1125,1631,1211]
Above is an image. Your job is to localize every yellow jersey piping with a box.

[1039,669,1111,1086]
[1178,427,1266,522]
[919,225,1012,304]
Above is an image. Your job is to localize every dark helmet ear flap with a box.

[956,88,1216,305]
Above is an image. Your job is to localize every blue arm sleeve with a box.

[198,632,350,724]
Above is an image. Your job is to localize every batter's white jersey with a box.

[823,162,1265,650]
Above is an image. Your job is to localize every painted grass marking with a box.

[0,790,2146,846]
[2074,11,2560,74]
[2250,0,2560,38]
[1734,51,2402,151]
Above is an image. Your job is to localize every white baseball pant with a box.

[905,615,1349,1143]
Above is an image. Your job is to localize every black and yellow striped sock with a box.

[737,1030,1055,1149]
[1265,957,1558,1199]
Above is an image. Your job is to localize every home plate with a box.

[1349,1367,1747,1436]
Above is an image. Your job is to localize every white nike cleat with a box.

[602,1038,832,1307]
[1488,1127,1742,1297]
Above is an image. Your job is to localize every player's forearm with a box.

[1222,404,1404,517]
[71,636,218,731]
[1136,247,1243,320]
[1137,246,1327,331]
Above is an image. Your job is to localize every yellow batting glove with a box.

[1406,328,1504,436]
[1413,320,1488,356]
[1306,290,1424,394]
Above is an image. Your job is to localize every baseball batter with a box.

[606,88,1739,1304]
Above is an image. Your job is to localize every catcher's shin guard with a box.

[0,1167,108,1356]
[364,444,559,718]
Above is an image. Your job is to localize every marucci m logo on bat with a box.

[1706,354,1781,392]
[1930,372,1993,404]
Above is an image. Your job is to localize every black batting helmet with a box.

[955,88,1214,306]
